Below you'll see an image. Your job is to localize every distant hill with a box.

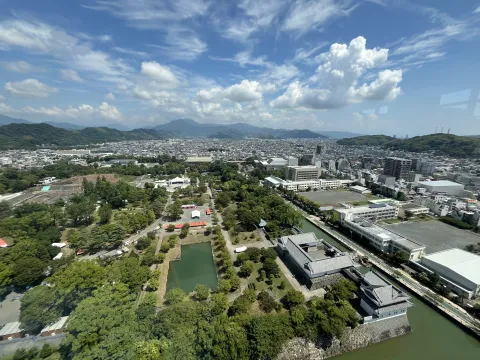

[44,121,85,130]
[337,135,395,146]
[155,119,328,139]
[280,129,327,139]
[0,123,166,150]
[317,131,363,139]
[0,114,31,126]
[338,133,480,158]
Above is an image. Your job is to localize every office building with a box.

[277,233,355,289]
[255,157,298,171]
[417,180,465,196]
[285,165,321,181]
[378,175,396,187]
[417,249,480,299]
[338,215,426,260]
[384,157,412,180]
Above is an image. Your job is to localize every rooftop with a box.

[418,180,463,187]
[422,249,480,284]
[41,316,69,333]
[0,322,22,337]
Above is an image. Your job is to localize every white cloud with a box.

[60,69,83,82]
[197,80,276,103]
[271,36,402,109]
[84,0,210,29]
[282,0,355,34]
[23,104,94,118]
[98,102,123,120]
[222,0,288,41]
[223,80,264,102]
[105,93,116,100]
[4,61,34,73]
[149,29,207,61]
[141,61,179,87]
[0,19,130,78]
[113,46,149,58]
[5,79,58,98]
[352,112,363,121]
[474,6,480,13]
[0,103,15,113]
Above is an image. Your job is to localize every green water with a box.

[300,218,480,359]
[166,242,218,293]
[300,218,348,252]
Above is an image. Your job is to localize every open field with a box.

[385,220,480,254]
[177,205,211,224]
[59,173,119,185]
[231,231,261,245]
[299,190,368,207]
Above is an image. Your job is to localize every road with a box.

[306,215,480,335]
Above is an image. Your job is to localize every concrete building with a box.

[277,233,355,289]
[40,316,69,337]
[265,177,344,192]
[350,185,372,195]
[384,157,412,180]
[398,203,429,218]
[337,210,426,260]
[285,165,321,181]
[256,157,298,171]
[0,322,22,340]
[417,180,465,196]
[359,271,413,323]
[378,175,396,187]
[417,249,480,299]
[336,204,399,222]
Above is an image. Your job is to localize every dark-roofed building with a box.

[277,233,356,289]
[359,271,412,323]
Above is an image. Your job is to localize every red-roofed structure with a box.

[164,221,207,230]
[0,239,8,248]
[206,208,211,215]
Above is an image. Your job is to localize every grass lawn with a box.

[230,231,261,245]
[238,262,293,301]
[181,232,213,245]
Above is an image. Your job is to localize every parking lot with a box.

[0,292,22,325]
[385,220,480,254]
[299,190,368,207]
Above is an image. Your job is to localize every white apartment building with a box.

[265,177,344,192]
[336,204,398,222]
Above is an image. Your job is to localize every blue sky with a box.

[0,0,479,135]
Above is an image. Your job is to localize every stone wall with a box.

[277,314,412,360]
[310,273,345,290]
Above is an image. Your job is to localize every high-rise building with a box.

[316,144,327,157]
[384,157,412,180]
[285,166,321,181]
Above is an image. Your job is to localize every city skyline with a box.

[0,0,480,135]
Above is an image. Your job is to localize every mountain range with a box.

[338,133,480,158]
[0,114,362,139]
[153,118,359,139]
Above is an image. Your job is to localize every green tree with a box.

[239,260,254,278]
[262,258,280,278]
[282,290,305,309]
[63,284,138,359]
[210,293,228,316]
[136,236,152,250]
[165,288,186,305]
[257,291,277,313]
[13,257,47,287]
[217,279,232,293]
[228,295,253,316]
[108,257,150,291]
[194,284,210,301]
[166,203,183,220]
[327,279,357,301]
[20,286,61,334]
[392,250,410,265]
[98,203,112,224]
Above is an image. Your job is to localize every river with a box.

[299,218,480,359]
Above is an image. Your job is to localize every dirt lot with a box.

[59,173,119,185]
[299,190,368,207]
[385,220,480,254]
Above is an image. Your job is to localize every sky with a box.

[0,0,480,135]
